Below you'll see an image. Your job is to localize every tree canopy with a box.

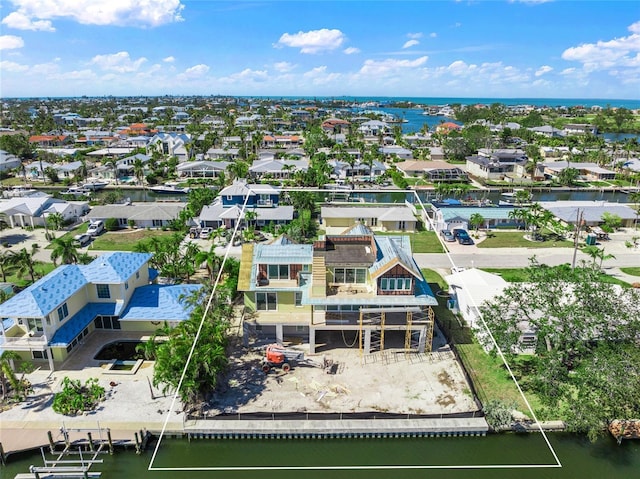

[480,259,640,439]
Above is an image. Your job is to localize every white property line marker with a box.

[147,187,562,471]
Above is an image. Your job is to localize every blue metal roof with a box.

[49,303,121,346]
[119,284,202,322]
[82,252,153,283]
[0,265,88,317]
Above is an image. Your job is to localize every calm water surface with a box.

[3,434,639,479]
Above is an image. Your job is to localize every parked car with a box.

[199,227,213,239]
[73,233,92,247]
[452,228,469,239]
[440,230,455,242]
[86,220,105,237]
[458,235,474,245]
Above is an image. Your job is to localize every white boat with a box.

[149,184,190,194]
[62,186,91,197]
[83,180,109,191]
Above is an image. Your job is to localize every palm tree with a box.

[50,236,79,266]
[469,213,485,233]
[133,158,145,186]
[11,245,40,282]
[46,212,64,231]
[0,250,16,282]
[0,350,22,400]
[105,158,119,185]
[195,245,223,282]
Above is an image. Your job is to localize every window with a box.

[398,221,406,230]
[295,291,302,307]
[152,219,163,227]
[255,292,277,311]
[27,318,43,332]
[125,281,129,290]
[96,284,110,299]
[57,303,69,322]
[380,277,412,291]
[267,264,289,280]
[136,271,140,279]
[32,350,48,360]
[333,268,366,284]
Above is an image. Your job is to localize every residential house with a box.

[249,158,309,180]
[395,160,469,183]
[199,180,293,229]
[563,123,597,136]
[357,120,389,138]
[321,206,419,234]
[85,203,185,229]
[0,252,200,369]
[238,225,438,354]
[465,149,528,181]
[176,160,229,178]
[538,201,637,228]
[432,206,521,232]
[29,135,72,148]
[205,148,240,161]
[0,195,88,228]
[379,145,413,161]
[541,161,616,181]
[262,135,303,149]
[0,150,22,172]
[528,125,565,138]
[116,153,151,180]
[329,159,386,181]
[147,132,192,162]
[435,122,462,135]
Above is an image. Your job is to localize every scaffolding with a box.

[358,306,434,356]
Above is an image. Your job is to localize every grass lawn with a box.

[477,231,573,248]
[480,268,531,282]
[4,262,57,288]
[422,268,542,417]
[621,267,640,277]
[382,231,444,253]
[90,229,177,251]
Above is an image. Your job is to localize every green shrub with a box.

[104,217,120,231]
[52,377,105,416]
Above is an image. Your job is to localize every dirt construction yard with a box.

[208,328,477,416]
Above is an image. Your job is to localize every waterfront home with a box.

[238,225,438,355]
[248,157,309,180]
[320,205,419,234]
[85,202,185,229]
[528,125,565,138]
[379,145,413,160]
[465,149,528,181]
[198,180,293,229]
[395,160,469,183]
[432,206,520,232]
[540,161,616,181]
[116,153,151,180]
[177,160,229,178]
[538,201,637,228]
[563,123,597,136]
[205,148,240,161]
[0,252,201,370]
[0,195,88,228]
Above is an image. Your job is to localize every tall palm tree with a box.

[46,212,64,231]
[105,158,119,185]
[195,245,223,282]
[11,245,40,282]
[49,236,79,266]
[1,350,22,400]
[0,250,16,282]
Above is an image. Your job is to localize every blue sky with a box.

[1,0,639,99]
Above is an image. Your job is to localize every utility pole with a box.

[571,209,584,269]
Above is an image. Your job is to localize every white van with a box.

[87,220,105,236]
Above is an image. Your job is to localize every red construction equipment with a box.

[260,344,304,373]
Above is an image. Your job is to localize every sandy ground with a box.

[207,328,477,417]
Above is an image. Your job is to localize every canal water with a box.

[3,433,639,478]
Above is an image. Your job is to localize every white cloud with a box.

[182,64,210,79]
[303,66,341,85]
[0,34,24,50]
[561,21,640,72]
[402,40,419,49]
[0,60,28,72]
[2,0,184,28]
[2,11,54,31]
[535,65,553,76]
[163,56,175,63]
[343,47,360,55]
[407,32,423,39]
[359,56,428,76]
[509,0,553,4]
[274,61,295,72]
[275,28,346,54]
[429,32,437,38]
[90,51,147,73]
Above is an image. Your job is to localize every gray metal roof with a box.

[321,206,417,222]
[86,203,185,221]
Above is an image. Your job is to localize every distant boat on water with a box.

[83,180,109,191]
[149,183,190,194]
[62,186,91,197]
